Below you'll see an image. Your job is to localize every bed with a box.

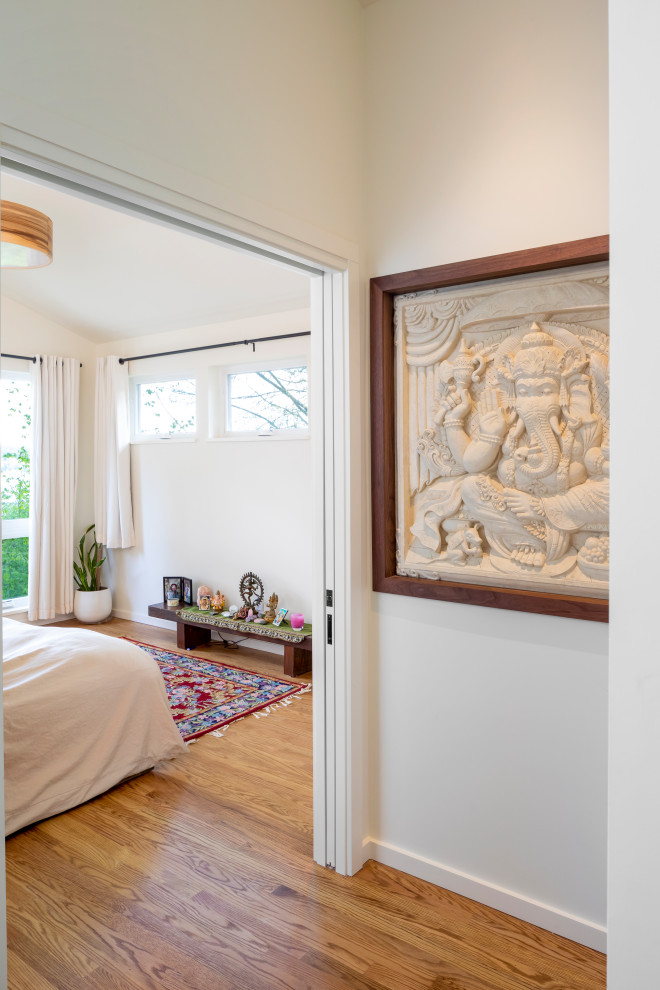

[3,617,186,835]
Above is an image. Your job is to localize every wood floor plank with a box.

[6,617,606,990]
[7,927,92,990]
[7,864,228,990]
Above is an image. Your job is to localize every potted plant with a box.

[73,524,112,623]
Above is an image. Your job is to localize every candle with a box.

[290,612,304,631]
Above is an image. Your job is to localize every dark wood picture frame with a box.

[181,577,193,606]
[370,236,610,622]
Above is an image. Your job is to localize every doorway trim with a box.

[0,139,365,878]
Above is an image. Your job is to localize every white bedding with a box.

[3,617,186,834]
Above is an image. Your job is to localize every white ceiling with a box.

[0,172,311,343]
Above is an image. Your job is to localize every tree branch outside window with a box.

[228,366,308,432]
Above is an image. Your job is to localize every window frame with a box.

[1,366,32,611]
[129,371,199,443]
[212,357,310,441]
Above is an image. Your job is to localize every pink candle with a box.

[290,612,304,630]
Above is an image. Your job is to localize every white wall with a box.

[0,295,95,542]
[363,0,609,949]
[608,0,660,984]
[365,0,608,274]
[0,0,363,259]
[97,309,312,653]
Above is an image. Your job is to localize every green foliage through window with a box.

[2,536,28,600]
[1,375,31,601]
[1,378,31,520]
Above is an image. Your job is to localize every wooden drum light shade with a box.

[0,200,53,268]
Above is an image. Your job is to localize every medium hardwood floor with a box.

[6,618,606,990]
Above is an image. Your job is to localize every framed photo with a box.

[163,576,182,607]
[371,236,609,622]
[181,577,192,606]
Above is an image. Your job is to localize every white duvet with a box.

[3,618,186,834]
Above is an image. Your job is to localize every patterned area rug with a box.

[125,639,310,741]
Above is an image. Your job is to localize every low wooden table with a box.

[147,602,312,677]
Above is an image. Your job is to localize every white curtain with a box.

[94,356,135,549]
[28,356,80,620]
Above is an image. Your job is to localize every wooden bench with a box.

[147,602,312,677]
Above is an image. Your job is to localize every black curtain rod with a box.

[118,331,311,365]
[1,353,83,367]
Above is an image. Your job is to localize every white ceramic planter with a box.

[73,587,112,624]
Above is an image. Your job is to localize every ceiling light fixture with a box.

[0,200,53,269]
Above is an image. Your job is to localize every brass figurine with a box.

[239,571,265,609]
[263,593,278,623]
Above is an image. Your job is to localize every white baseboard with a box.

[3,609,73,625]
[362,837,606,953]
[111,607,171,630]
[110,607,285,655]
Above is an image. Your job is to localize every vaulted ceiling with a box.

[1,172,311,343]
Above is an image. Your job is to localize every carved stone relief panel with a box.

[395,263,609,597]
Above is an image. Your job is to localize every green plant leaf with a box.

[74,524,104,591]
[73,562,87,591]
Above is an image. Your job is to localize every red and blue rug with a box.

[126,639,310,741]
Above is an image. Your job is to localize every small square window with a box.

[226,366,308,434]
[134,378,196,438]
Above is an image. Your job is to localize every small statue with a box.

[239,571,264,609]
[197,584,212,608]
[264,593,278,623]
[211,590,225,611]
[233,605,250,621]
[446,526,483,566]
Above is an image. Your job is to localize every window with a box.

[224,363,309,436]
[132,376,196,440]
[1,371,31,607]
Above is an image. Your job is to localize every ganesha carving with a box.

[395,264,609,596]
